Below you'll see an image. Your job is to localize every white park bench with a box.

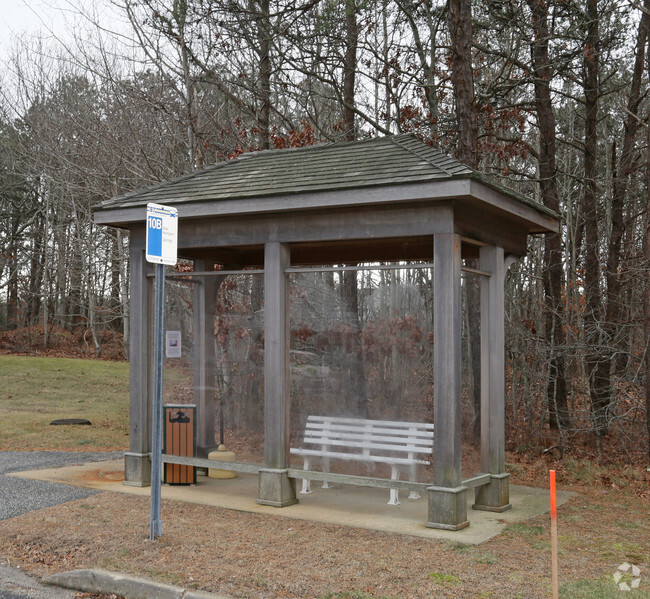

[290,415,434,505]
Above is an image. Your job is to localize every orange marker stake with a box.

[550,470,559,599]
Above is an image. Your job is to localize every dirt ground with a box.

[0,339,648,597]
[0,457,648,599]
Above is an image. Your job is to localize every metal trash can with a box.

[163,404,196,485]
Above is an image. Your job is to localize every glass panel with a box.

[161,271,265,467]
[163,277,195,405]
[214,273,264,465]
[289,265,434,488]
[159,261,487,485]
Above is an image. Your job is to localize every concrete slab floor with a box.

[9,460,575,545]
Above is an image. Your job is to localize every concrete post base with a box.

[426,485,469,530]
[473,473,512,513]
[123,452,151,487]
[257,468,298,507]
[208,446,237,479]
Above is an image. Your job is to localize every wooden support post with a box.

[193,259,218,457]
[124,229,154,486]
[473,245,511,512]
[258,242,297,507]
[427,231,468,530]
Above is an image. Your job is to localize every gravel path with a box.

[0,451,123,521]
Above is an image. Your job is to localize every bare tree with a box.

[526,0,570,430]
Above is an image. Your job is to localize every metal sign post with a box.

[150,262,165,539]
[146,203,178,540]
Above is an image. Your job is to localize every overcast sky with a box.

[0,1,67,50]
[0,0,123,59]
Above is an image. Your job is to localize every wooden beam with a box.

[123,230,154,485]
[95,177,557,236]
[160,456,491,492]
[288,469,431,492]
[469,179,560,234]
[264,242,291,469]
[473,245,512,513]
[162,454,260,474]
[176,203,455,249]
[454,205,530,257]
[432,232,463,488]
[93,180,472,227]
[479,245,506,474]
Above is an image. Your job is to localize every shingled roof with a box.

[94,134,553,218]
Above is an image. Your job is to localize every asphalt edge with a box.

[43,568,232,599]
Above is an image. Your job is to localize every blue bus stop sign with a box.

[146,203,178,265]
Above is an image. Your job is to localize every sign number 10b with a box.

[146,203,178,266]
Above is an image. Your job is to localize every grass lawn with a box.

[0,355,648,598]
[0,355,130,451]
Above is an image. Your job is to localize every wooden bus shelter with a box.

[93,134,558,530]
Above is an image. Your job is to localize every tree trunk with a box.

[256,0,272,150]
[6,239,19,330]
[467,272,481,443]
[608,0,650,375]
[342,270,368,417]
[118,229,130,360]
[249,272,264,429]
[343,0,358,141]
[646,131,650,461]
[26,210,45,326]
[339,1,365,415]
[448,0,478,168]
[645,178,650,463]
[396,0,441,139]
[87,251,102,358]
[449,0,480,441]
[527,0,570,430]
[110,228,123,332]
[581,0,609,435]
[645,18,650,463]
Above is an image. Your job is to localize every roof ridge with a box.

[235,140,335,159]
[387,135,471,176]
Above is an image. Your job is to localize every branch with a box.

[629,0,650,17]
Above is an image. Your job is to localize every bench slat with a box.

[290,447,429,465]
[301,437,432,454]
[307,415,434,430]
[305,424,434,441]
[303,428,433,442]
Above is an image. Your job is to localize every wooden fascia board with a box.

[94,177,558,238]
[175,203,455,249]
[454,206,529,256]
[92,179,472,227]
[468,179,560,234]
[128,205,453,265]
